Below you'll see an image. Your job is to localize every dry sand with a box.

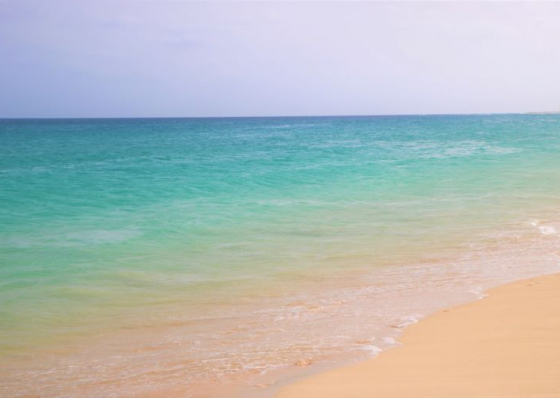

[277,272,560,398]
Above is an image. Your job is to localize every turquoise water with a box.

[1,115,560,397]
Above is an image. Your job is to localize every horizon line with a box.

[0,111,549,121]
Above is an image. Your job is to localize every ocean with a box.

[1,115,560,397]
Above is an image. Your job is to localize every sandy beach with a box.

[277,272,560,398]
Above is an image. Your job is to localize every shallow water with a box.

[1,115,560,397]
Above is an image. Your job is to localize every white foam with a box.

[382,337,399,346]
[469,287,487,299]
[539,226,558,235]
[397,315,420,328]
[362,344,382,356]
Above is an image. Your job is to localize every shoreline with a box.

[276,272,560,398]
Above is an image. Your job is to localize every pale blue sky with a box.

[1,1,560,118]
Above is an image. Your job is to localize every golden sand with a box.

[277,273,560,398]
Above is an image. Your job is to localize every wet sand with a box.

[277,272,560,398]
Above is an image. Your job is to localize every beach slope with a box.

[277,273,560,398]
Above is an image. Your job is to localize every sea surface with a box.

[1,115,560,397]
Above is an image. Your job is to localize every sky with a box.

[1,1,560,118]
